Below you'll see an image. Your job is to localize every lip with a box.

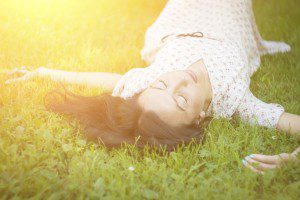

[185,70,197,83]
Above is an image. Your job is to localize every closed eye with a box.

[151,80,167,89]
[176,95,188,110]
[150,80,188,111]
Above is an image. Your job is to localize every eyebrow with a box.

[148,87,185,111]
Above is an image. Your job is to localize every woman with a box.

[6,0,299,173]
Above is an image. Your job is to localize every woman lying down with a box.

[5,0,299,174]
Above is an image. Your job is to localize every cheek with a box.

[186,88,205,121]
[190,86,204,108]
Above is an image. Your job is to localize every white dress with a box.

[112,0,290,128]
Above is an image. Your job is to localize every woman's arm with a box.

[236,89,300,135]
[277,112,300,135]
[5,67,122,92]
[236,89,286,130]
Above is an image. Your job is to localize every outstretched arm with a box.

[236,88,299,135]
[5,67,122,92]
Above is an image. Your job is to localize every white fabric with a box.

[112,0,290,128]
[237,88,284,128]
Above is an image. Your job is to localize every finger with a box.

[16,66,30,74]
[277,153,292,163]
[242,159,264,174]
[7,67,29,76]
[244,156,278,171]
[5,73,34,84]
[5,77,24,84]
[17,69,29,74]
[249,153,290,165]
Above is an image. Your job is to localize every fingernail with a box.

[245,156,250,160]
[242,159,246,165]
[250,154,255,158]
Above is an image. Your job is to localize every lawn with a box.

[0,0,299,199]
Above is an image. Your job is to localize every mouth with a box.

[185,70,197,83]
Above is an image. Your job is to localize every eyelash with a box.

[159,80,167,88]
[153,80,188,104]
[177,95,187,103]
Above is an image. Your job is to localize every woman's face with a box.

[137,67,210,127]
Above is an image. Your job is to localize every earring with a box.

[196,111,206,127]
[200,111,206,119]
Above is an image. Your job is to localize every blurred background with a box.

[0,0,299,74]
[0,0,167,73]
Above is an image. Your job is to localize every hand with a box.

[5,66,47,84]
[242,147,299,174]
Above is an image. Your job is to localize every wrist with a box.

[291,147,300,160]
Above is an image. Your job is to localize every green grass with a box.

[0,0,299,199]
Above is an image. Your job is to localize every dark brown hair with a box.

[45,87,205,150]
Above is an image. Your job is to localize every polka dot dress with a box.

[112,0,289,128]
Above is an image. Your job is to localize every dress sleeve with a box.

[235,88,285,128]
